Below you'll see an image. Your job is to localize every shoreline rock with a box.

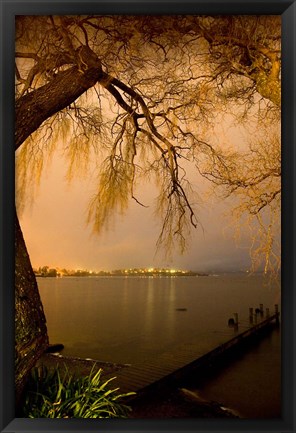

[129,386,240,418]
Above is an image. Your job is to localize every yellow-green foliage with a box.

[22,365,135,418]
[87,155,135,234]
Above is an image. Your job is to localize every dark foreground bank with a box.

[33,321,279,419]
[34,353,237,418]
[129,384,239,418]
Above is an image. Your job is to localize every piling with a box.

[266,308,270,318]
[254,311,258,324]
[228,318,235,327]
[259,303,264,317]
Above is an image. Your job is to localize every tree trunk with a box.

[15,64,101,150]
[15,209,48,408]
[14,49,101,407]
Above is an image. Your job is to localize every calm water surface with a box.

[38,273,281,417]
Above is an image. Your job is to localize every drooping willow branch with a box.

[98,70,199,236]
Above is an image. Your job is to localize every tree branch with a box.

[15,64,101,150]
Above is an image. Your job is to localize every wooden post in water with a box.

[266,308,270,318]
[259,303,264,317]
[254,309,258,324]
[249,308,254,324]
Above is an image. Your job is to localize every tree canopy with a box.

[14,13,281,405]
[15,14,281,271]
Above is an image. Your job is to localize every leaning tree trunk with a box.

[15,210,49,408]
[15,47,102,407]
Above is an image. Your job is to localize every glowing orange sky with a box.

[17,139,254,273]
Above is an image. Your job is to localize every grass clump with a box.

[22,364,135,418]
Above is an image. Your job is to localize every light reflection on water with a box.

[38,274,281,418]
[38,274,280,364]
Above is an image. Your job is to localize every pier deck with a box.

[105,312,280,396]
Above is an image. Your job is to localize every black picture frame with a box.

[0,1,295,432]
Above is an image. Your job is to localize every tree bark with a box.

[15,64,101,150]
[15,50,101,407]
[15,209,48,408]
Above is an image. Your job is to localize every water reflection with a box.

[38,274,280,364]
[38,274,280,418]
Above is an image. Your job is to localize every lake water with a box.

[38,273,281,418]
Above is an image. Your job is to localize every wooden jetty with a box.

[105,305,280,398]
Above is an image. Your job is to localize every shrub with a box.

[22,364,135,418]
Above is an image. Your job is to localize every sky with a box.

[14,15,282,275]
[15,16,280,275]
[17,137,254,274]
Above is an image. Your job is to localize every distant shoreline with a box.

[36,272,209,278]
